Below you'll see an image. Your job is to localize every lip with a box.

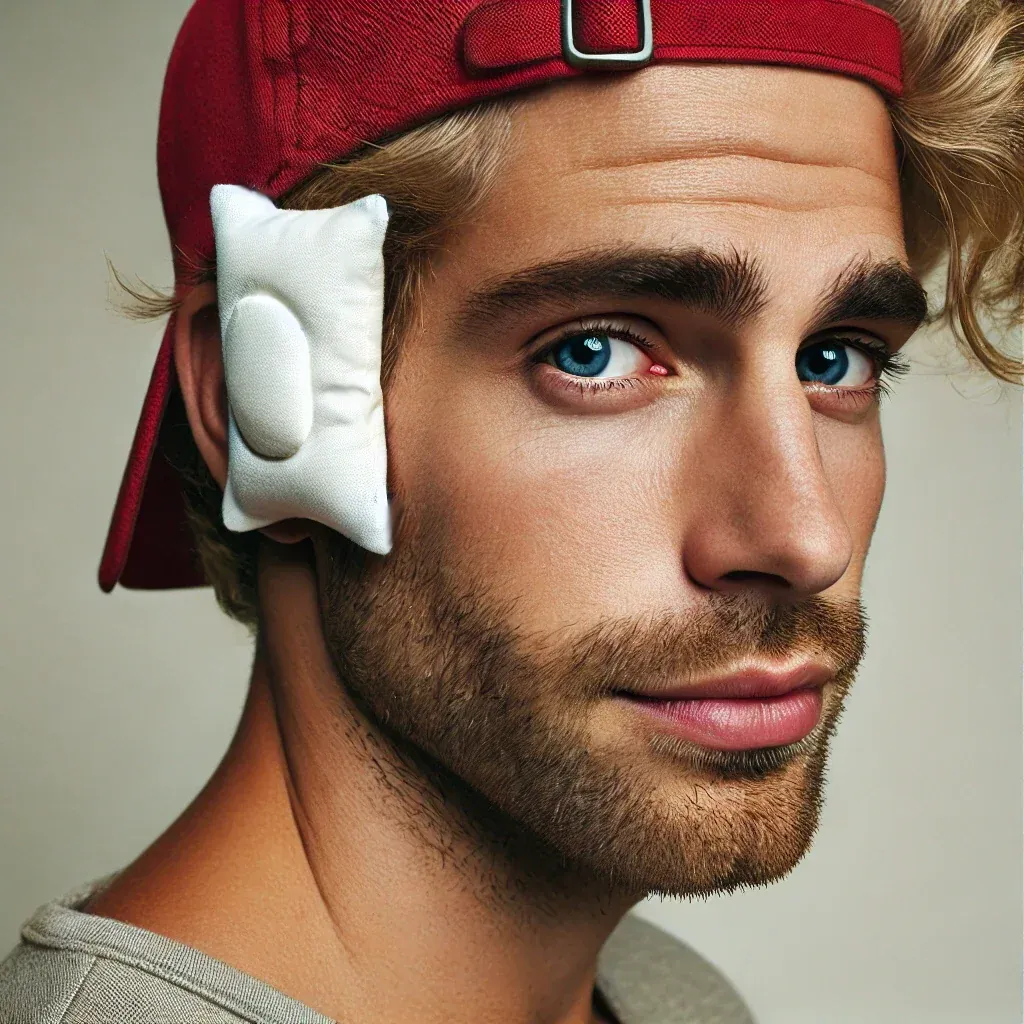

[619,662,832,702]
[615,662,832,752]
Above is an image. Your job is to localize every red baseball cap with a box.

[98,0,903,592]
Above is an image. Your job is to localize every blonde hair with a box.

[882,0,1024,380]
[116,1,1024,625]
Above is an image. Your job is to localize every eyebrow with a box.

[454,246,928,339]
[809,256,929,335]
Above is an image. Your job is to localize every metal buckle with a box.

[561,0,653,70]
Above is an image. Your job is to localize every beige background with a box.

[1,3,1021,1023]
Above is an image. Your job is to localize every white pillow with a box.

[210,184,392,555]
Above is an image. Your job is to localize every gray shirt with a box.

[0,876,755,1024]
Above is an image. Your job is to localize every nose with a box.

[681,376,854,602]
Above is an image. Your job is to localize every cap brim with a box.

[98,321,205,591]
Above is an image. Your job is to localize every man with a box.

[2,1,1022,1022]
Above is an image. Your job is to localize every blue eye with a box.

[551,333,612,377]
[545,329,654,379]
[796,340,874,387]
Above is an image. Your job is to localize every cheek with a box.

[386,365,687,632]
[386,348,887,627]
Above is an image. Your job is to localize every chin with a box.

[564,743,829,899]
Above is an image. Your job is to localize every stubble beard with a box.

[317,522,865,906]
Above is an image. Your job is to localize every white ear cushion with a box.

[211,184,392,555]
[222,294,313,459]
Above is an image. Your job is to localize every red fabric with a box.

[464,0,902,98]
[98,329,197,590]
[99,0,904,592]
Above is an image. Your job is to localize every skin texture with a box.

[88,65,921,1024]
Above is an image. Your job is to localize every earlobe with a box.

[173,281,228,490]
[261,519,313,544]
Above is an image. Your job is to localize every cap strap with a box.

[463,0,903,97]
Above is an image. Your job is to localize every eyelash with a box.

[532,320,910,401]
[822,334,910,401]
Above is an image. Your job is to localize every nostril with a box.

[721,569,792,589]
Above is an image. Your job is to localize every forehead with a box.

[447,63,905,299]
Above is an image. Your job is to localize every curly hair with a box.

[882,0,1024,379]
[116,0,1024,628]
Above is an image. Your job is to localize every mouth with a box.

[613,663,831,752]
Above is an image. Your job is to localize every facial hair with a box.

[316,524,865,904]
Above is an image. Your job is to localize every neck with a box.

[88,543,632,1024]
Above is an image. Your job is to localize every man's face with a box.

[317,65,925,897]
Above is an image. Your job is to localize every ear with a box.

[173,282,227,488]
[172,281,311,545]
